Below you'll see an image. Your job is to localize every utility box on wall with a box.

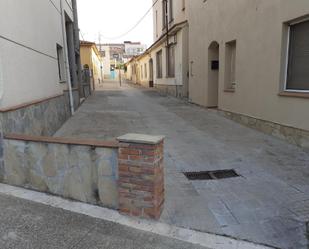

[211,60,219,70]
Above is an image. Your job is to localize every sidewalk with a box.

[0,192,210,249]
[55,81,309,249]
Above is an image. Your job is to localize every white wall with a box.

[0,0,74,108]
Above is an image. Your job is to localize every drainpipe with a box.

[60,0,75,115]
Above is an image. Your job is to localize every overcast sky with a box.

[77,0,154,47]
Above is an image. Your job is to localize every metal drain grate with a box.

[183,169,240,181]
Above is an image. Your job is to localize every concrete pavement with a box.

[0,192,210,249]
[55,81,309,249]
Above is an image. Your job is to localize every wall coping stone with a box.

[0,94,64,113]
[117,133,165,145]
[4,133,119,148]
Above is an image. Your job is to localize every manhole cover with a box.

[183,170,240,181]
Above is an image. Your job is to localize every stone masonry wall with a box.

[2,137,119,209]
[0,94,71,136]
[218,110,309,151]
[154,84,184,99]
[0,127,3,182]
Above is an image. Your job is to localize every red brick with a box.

[118,138,165,220]
[120,148,141,155]
[119,154,128,160]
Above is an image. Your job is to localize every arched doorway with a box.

[149,58,154,87]
[208,41,219,108]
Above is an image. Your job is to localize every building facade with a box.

[126,0,189,98]
[126,0,309,150]
[188,0,309,149]
[80,41,103,89]
[0,0,81,136]
[124,41,147,58]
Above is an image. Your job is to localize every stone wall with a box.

[1,135,119,209]
[0,133,166,219]
[218,110,309,151]
[0,94,71,136]
[0,127,3,182]
[154,84,185,99]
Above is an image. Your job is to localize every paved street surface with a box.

[56,81,309,249]
[0,193,209,249]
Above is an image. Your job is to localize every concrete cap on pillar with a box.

[117,133,165,145]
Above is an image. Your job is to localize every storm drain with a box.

[183,169,240,181]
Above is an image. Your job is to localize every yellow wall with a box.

[80,45,103,86]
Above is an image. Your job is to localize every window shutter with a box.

[286,20,309,90]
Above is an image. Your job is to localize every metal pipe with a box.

[60,0,74,115]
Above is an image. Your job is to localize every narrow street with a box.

[55,81,309,249]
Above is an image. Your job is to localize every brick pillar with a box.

[117,134,165,220]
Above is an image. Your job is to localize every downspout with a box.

[60,0,75,115]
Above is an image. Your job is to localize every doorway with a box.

[149,58,154,88]
[208,41,219,108]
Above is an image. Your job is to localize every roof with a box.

[80,41,102,59]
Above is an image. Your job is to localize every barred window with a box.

[156,50,163,78]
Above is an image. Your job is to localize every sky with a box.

[77,0,154,47]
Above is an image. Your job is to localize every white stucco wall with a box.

[188,0,309,131]
[153,0,187,42]
[0,0,74,108]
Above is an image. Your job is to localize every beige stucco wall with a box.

[0,0,74,109]
[188,0,309,131]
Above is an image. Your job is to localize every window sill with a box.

[224,88,235,93]
[278,91,309,99]
[59,80,67,84]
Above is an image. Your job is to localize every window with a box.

[144,63,147,78]
[56,44,65,82]
[225,40,236,90]
[141,65,143,79]
[162,0,167,29]
[167,45,175,77]
[169,0,173,22]
[286,19,309,91]
[156,50,163,78]
[156,10,158,38]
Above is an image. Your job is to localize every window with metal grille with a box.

[156,50,163,78]
[169,0,174,22]
[162,1,167,29]
[56,44,65,82]
[225,40,236,90]
[167,45,175,78]
[286,20,309,91]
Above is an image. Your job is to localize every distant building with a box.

[124,41,147,57]
[126,0,189,98]
[97,41,146,79]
